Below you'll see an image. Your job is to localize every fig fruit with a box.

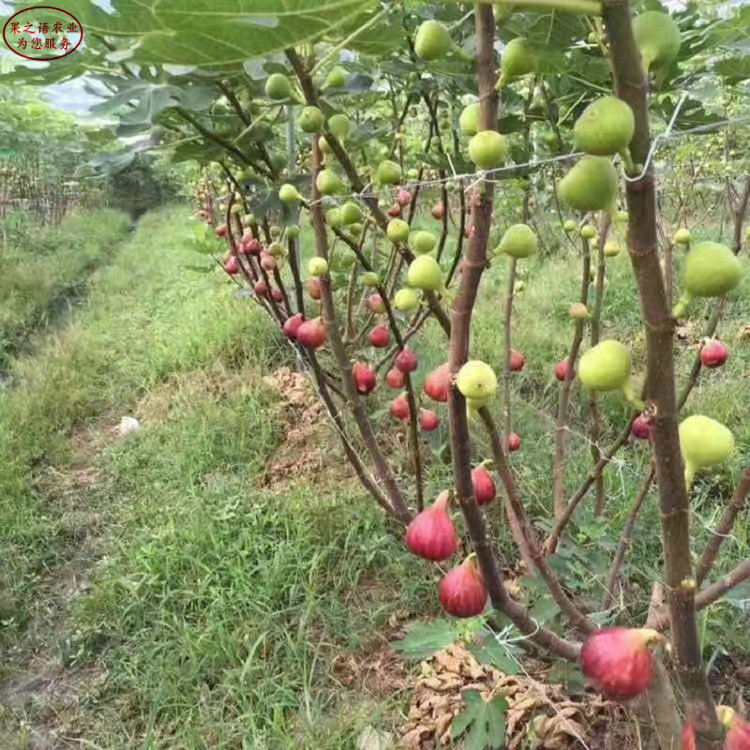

[679,415,735,485]
[394,288,420,311]
[265,73,292,101]
[408,255,443,291]
[494,223,537,258]
[411,230,437,255]
[439,556,488,618]
[296,317,327,349]
[396,189,412,207]
[633,11,681,71]
[390,393,411,422]
[456,360,497,402]
[255,280,268,297]
[283,313,304,340]
[716,706,750,750]
[278,184,302,203]
[700,340,728,368]
[573,96,635,157]
[328,113,350,140]
[316,169,345,196]
[420,409,440,432]
[308,279,321,300]
[507,433,521,452]
[361,271,380,287]
[431,202,445,220]
[424,363,451,403]
[555,359,573,382]
[459,102,480,136]
[559,156,619,213]
[319,136,332,155]
[580,628,662,700]
[681,241,742,301]
[367,293,385,313]
[326,207,343,229]
[499,38,536,87]
[632,414,651,441]
[267,241,284,258]
[340,200,361,225]
[471,465,496,505]
[509,349,525,372]
[299,106,324,133]
[376,160,402,185]
[415,20,452,62]
[569,302,589,320]
[322,66,346,89]
[353,362,376,395]
[388,203,403,218]
[308,256,328,276]
[468,130,507,170]
[563,219,578,233]
[673,228,691,246]
[387,219,410,244]
[395,347,418,373]
[681,724,696,750]
[604,240,623,257]
[580,224,597,240]
[406,491,457,560]
[369,325,389,348]
[386,367,406,389]
[225,256,239,275]
[578,340,636,401]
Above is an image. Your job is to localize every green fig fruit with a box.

[456,360,497,402]
[278,184,302,203]
[376,160,402,185]
[499,38,536,87]
[468,130,507,170]
[361,271,380,287]
[683,241,742,299]
[573,96,635,156]
[415,20,452,62]
[563,219,578,233]
[459,102,481,136]
[578,340,640,405]
[673,228,691,245]
[387,219,410,244]
[580,224,597,239]
[603,240,623,257]
[394,288,420,311]
[287,225,300,240]
[559,156,619,213]
[633,11,681,71]
[328,114,350,141]
[326,207,343,229]
[411,230,437,255]
[494,223,537,258]
[616,210,629,223]
[299,106,325,133]
[341,200,362,225]
[265,73,293,101]
[316,169,345,196]
[679,415,735,486]
[323,66,347,89]
[268,241,284,258]
[407,168,420,181]
[308,256,328,276]
[347,222,363,237]
[269,153,286,171]
[270,225,282,239]
[319,137,333,155]
[408,255,443,291]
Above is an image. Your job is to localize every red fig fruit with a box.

[260,254,277,272]
[386,367,406,389]
[471,465,496,506]
[717,706,750,750]
[225,256,239,275]
[254,280,268,297]
[420,408,440,431]
[423,363,451,403]
[632,414,651,440]
[271,287,283,303]
[555,359,573,381]
[367,294,385,313]
[509,349,525,372]
[681,724,696,750]
[369,325,390,348]
[431,202,445,220]
[395,347,418,373]
[390,393,411,422]
[700,340,728,368]
[353,362,376,394]
[405,491,458,561]
[246,237,261,255]
[580,627,661,700]
[283,313,304,340]
[388,203,403,218]
[439,556,488,618]
[396,188,412,207]
[308,279,322,300]
[507,432,521,452]
[296,318,327,349]
[216,224,227,238]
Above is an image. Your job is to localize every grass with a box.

[0,204,747,748]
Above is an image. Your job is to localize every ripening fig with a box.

[456,360,497,402]
[328,114,350,140]
[411,231,437,255]
[555,359,573,382]
[559,156,619,213]
[394,288,420,312]
[369,325,389,348]
[431,202,445,220]
[225,256,239,275]
[439,556,488,618]
[681,723,696,750]
[299,106,325,133]
[308,256,328,276]
[283,313,304,340]
[388,203,403,218]
[316,169,345,196]
[471,465,495,506]
[254,280,268,297]
[499,37,536,87]
[308,278,322,300]
[387,219,409,244]
[361,272,380,287]
[390,392,411,422]
[340,201,361,225]
[673,227,691,246]
[396,189,411,207]
[633,11,681,71]
[674,241,742,317]
[406,491,457,560]
[296,318,327,349]
[604,240,623,257]
[216,224,227,238]
[268,241,284,258]
[468,130,507,170]
[408,255,443,292]
[632,414,651,441]
[580,628,662,700]
[509,349,525,372]
[367,294,385,313]
[265,73,292,101]
[424,363,451,403]
[395,347,418,373]
[679,415,735,485]
[322,66,346,89]
[495,224,537,258]
[420,408,440,432]
[271,288,283,303]
[459,102,480,136]
[573,96,635,157]
[386,367,406,389]
[353,362,376,395]
[326,207,343,229]
[569,302,589,320]
[563,219,578,233]
[700,340,728,368]
[578,340,638,404]
[716,706,750,750]
[376,160,402,185]
[580,224,597,240]
[261,254,277,272]
[507,433,521,452]
[414,20,452,62]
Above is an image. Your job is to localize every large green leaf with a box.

[389,619,458,660]
[451,690,507,750]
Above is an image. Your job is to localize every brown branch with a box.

[446,180,467,287]
[502,257,517,440]
[731,175,750,256]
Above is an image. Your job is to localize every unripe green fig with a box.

[494,223,537,258]
[278,184,302,203]
[411,231,437,255]
[563,219,578,233]
[326,207,343,229]
[394,288,420,311]
[322,66,346,89]
[604,240,623,257]
[683,241,742,299]
[633,11,681,71]
[319,137,332,155]
[573,96,635,156]
[361,271,380,287]
[679,415,735,486]
[265,73,292,101]
[316,169,345,196]
[341,201,362,225]
[415,20,452,62]
[673,228,691,245]
[347,222,363,237]
[387,219,409,244]
[456,360,497,402]
[308,256,328,276]
[499,38,536,87]
[328,114,350,141]
[408,255,443,291]
[459,102,480,136]
[559,156,619,213]
[299,106,324,133]
[590,236,600,250]
[268,241,284,258]
[269,153,286,171]
[407,168,420,180]
[578,340,639,406]
[468,130,507,170]
[376,160,402,185]
[270,225,282,239]
[616,210,629,223]
[287,225,300,240]
[580,224,597,239]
